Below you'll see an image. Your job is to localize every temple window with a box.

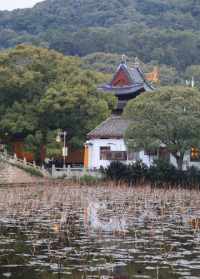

[109,151,127,161]
[100,147,127,161]
[100,146,111,160]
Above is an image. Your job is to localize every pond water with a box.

[0,185,200,279]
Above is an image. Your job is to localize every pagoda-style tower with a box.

[85,58,155,169]
[100,58,154,114]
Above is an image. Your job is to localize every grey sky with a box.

[0,0,44,11]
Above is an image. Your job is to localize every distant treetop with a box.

[0,0,200,71]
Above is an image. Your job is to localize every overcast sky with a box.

[0,0,44,11]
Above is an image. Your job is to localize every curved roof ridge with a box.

[128,66,154,91]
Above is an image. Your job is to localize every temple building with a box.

[84,58,157,169]
[84,57,200,170]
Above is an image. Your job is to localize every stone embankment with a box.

[0,162,42,185]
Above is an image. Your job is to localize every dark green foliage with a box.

[148,159,178,185]
[127,161,148,184]
[148,161,200,187]
[124,86,200,171]
[0,45,116,159]
[184,167,200,187]
[102,161,129,182]
[102,161,148,184]
[103,160,200,188]
[0,0,200,73]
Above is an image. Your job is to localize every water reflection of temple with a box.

[84,201,128,232]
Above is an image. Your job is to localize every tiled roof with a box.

[99,64,154,95]
[101,83,145,95]
[87,115,130,139]
[128,67,154,91]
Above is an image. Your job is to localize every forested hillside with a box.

[0,0,200,74]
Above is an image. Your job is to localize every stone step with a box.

[0,162,43,185]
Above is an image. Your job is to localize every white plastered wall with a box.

[86,138,155,169]
[86,139,200,170]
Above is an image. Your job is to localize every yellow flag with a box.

[146,67,160,83]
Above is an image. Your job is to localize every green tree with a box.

[1,0,200,73]
[159,65,180,86]
[0,45,116,160]
[124,86,200,170]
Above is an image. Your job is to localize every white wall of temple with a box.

[86,138,155,169]
[86,138,200,170]
[87,138,125,169]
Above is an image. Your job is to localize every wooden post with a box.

[23,157,27,165]
[84,145,89,169]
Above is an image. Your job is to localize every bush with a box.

[148,159,178,185]
[184,166,200,187]
[128,161,148,184]
[102,161,148,184]
[102,161,129,182]
[102,159,200,188]
[148,160,200,187]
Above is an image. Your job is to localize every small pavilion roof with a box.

[100,63,154,95]
[87,115,130,139]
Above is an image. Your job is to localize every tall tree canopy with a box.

[0,45,116,158]
[124,86,200,170]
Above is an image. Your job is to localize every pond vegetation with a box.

[0,184,200,278]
